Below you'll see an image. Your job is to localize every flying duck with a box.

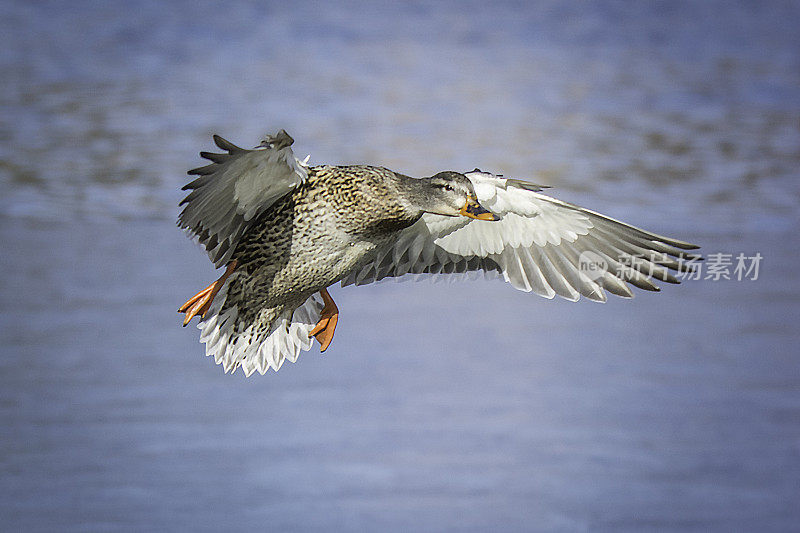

[178,130,699,376]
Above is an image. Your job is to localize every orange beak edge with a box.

[459,199,500,221]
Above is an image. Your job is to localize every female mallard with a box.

[178,130,699,376]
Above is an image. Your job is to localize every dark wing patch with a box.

[178,132,306,267]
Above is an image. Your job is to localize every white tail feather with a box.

[197,282,324,375]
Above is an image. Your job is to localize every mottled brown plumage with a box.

[223,165,422,328]
[178,130,699,376]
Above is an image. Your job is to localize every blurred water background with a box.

[1,0,799,531]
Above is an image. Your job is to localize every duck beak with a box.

[460,196,499,221]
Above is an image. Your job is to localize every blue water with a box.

[1,1,799,531]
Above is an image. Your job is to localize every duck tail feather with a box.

[197,286,324,376]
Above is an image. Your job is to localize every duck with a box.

[178,129,700,376]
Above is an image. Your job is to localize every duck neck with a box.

[390,173,432,218]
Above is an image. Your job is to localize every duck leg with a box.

[179,260,238,326]
[309,287,339,352]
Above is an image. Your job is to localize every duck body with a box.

[178,130,700,376]
[224,165,421,328]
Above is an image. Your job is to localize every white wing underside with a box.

[342,171,699,302]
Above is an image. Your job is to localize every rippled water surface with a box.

[2,1,799,531]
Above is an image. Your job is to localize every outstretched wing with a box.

[178,130,308,267]
[342,170,700,302]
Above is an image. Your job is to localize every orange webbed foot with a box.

[179,261,237,326]
[309,287,339,352]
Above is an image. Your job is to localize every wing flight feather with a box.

[178,130,308,267]
[342,170,700,301]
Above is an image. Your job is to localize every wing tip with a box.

[260,129,294,150]
[200,151,228,163]
[664,238,701,250]
[212,134,245,153]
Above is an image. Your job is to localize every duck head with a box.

[417,171,499,221]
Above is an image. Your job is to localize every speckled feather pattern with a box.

[222,165,421,338]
